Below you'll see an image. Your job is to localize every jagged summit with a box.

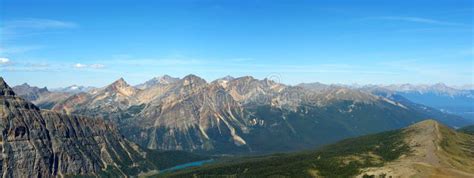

[105,77,133,91]
[182,74,207,85]
[135,75,180,89]
[0,77,16,96]
[161,74,177,80]
[183,74,205,80]
[235,76,256,81]
[111,77,127,85]
[99,77,137,97]
[220,75,235,81]
[19,83,30,87]
[212,75,235,88]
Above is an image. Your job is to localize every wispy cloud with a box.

[73,63,105,69]
[1,18,78,40]
[3,18,78,30]
[0,58,53,71]
[365,16,466,26]
[0,45,44,55]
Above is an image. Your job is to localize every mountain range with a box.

[354,83,474,122]
[3,75,474,177]
[12,75,473,155]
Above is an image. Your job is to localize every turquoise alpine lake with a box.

[160,159,214,173]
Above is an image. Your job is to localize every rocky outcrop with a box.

[0,77,154,177]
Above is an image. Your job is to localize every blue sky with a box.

[0,0,473,88]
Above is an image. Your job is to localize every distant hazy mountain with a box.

[358,83,474,121]
[53,78,140,115]
[135,75,180,89]
[12,83,72,109]
[43,75,473,155]
[12,83,49,101]
[166,120,474,177]
[52,84,96,93]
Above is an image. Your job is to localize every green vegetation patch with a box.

[164,129,411,177]
[458,125,474,135]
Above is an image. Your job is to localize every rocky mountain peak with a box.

[104,78,137,97]
[262,78,279,86]
[107,78,131,90]
[135,75,180,89]
[182,74,207,86]
[212,75,235,88]
[156,75,180,85]
[14,82,48,91]
[112,77,127,85]
[0,77,16,96]
[236,76,255,81]
[227,76,258,87]
[432,83,448,88]
[221,75,235,81]
[19,83,31,87]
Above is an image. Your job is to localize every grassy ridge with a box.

[163,129,410,177]
[439,124,474,174]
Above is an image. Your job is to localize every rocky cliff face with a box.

[0,77,154,177]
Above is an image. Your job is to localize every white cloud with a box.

[74,63,87,68]
[0,57,11,65]
[73,63,105,69]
